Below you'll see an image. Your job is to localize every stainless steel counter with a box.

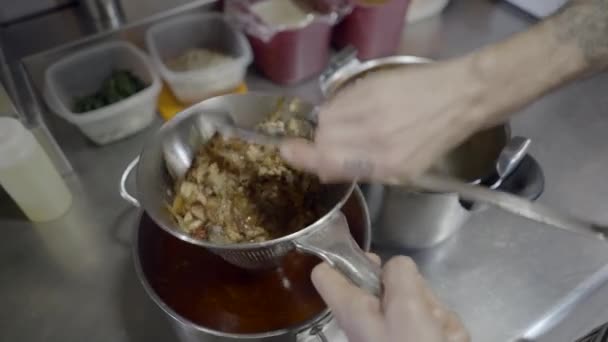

[2,1,608,341]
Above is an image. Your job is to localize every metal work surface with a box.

[2,0,608,341]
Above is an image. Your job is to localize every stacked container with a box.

[146,13,252,104]
[227,0,349,85]
[44,41,161,145]
[247,18,333,85]
[227,0,410,83]
[333,0,411,60]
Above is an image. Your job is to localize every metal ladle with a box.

[414,173,608,240]
[427,132,606,239]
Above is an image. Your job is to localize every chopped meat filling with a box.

[168,111,323,244]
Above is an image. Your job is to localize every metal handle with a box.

[415,173,608,240]
[495,136,531,184]
[319,46,359,95]
[305,325,329,342]
[119,157,140,207]
[296,313,334,342]
[465,153,544,211]
[294,212,382,297]
[497,154,544,201]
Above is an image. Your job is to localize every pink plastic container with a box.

[248,20,332,85]
[226,0,349,85]
[333,0,411,60]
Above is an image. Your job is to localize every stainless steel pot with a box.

[320,53,545,249]
[134,186,371,342]
[377,126,544,248]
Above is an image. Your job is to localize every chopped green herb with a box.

[73,70,146,113]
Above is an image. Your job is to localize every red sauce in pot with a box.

[138,193,366,334]
[155,244,324,333]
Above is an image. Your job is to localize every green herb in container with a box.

[73,70,146,113]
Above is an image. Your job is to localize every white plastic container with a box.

[0,117,72,222]
[146,13,252,104]
[44,41,161,145]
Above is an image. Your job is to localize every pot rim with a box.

[321,54,433,96]
[132,186,372,339]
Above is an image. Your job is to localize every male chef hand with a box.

[280,60,487,184]
[279,0,600,185]
[312,255,470,342]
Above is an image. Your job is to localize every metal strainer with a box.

[120,93,381,296]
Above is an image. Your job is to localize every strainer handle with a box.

[294,212,382,297]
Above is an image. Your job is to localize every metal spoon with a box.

[162,110,285,181]
[198,110,284,146]
[217,121,284,147]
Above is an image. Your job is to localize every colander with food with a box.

[120,93,381,296]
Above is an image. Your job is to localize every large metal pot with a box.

[320,54,545,248]
[376,125,544,248]
[134,186,371,342]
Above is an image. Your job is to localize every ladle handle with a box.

[119,157,141,207]
[294,212,382,297]
[415,173,608,240]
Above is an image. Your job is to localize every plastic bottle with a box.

[0,117,72,222]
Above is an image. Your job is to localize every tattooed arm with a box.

[554,0,608,68]
[281,0,608,183]
[469,0,608,128]
[279,6,608,342]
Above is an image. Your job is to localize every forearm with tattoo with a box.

[553,0,608,70]
[462,0,608,127]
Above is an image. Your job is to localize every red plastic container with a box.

[333,0,411,60]
[248,20,333,85]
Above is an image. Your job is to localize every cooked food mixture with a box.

[168,111,323,244]
[73,70,146,113]
[166,48,236,72]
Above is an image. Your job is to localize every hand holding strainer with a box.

[120,93,382,296]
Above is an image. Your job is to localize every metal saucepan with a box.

[375,124,545,249]
[319,53,545,248]
[134,185,371,342]
[121,93,381,296]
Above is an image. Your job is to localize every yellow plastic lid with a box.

[157,82,248,121]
